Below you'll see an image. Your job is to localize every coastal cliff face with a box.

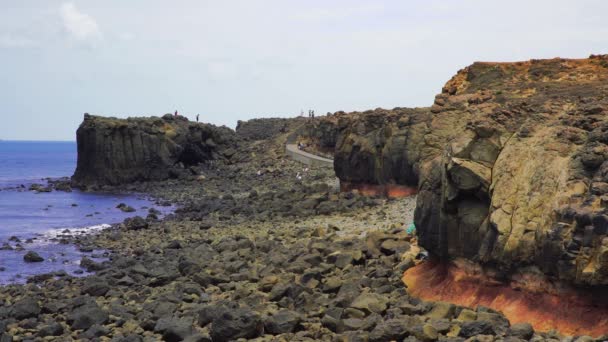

[236,117,305,141]
[419,55,608,286]
[316,55,608,287]
[72,114,237,187]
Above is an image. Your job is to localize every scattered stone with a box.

[23,251,44,262]
[80,256,105,272]
[123,216,148,230]
[209,308,262,341]
[67,303,109,330]
[154,316,194,341]
[350,293,389,315]
[116,203,136,212]
[11,298,41,319]
[508,322,534,340]
[264,310,301,334]
[37,322,64,337]
[459,320,496,337]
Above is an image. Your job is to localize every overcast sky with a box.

[1,1,607,140]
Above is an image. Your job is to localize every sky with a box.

[1,1,607,141]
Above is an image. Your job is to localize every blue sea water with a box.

[0,140,170,284]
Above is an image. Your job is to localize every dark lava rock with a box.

[11,298,41,320]
[154,316,194,341]
[369,318,414,341]
[166,240,182,249]
[23,251,44,263]
[264,310,301,334]
[124,216,149,230]
[459,320,496,337]
[53,181,72,192]
[80,256,105,272]
[67,303,109,330]
[117,203,136,212]
[82,324,110,339]
[508,322,534,340]
[72,114,237,186]
[37,322,64,337]
[210,307,263,342]
[321,307,344,333]
[82,277,110,296]
[198,305,230,327]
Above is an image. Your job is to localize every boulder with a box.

[37,322,64,337]
[11,298,40,320]
[508,322,534,340]
[209,307,262,341]
[123,216,148,230]
[350,293,389,315]
[23,251,44,263]
[67,303,109,330]
[459,320,496,338]
[82,277,110,297]
[154,316,194,341]
[116,203,136,212]
[264,310,301,334]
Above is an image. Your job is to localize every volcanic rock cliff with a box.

[72,114,237,187]
[310,55,608,287]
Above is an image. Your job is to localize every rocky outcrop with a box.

[317,55,608,287]
[72,114,237,187]
[332,108,431,187]
[417,56,608,287]
[236,118,304,141]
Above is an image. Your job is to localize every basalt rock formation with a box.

[310,55,608,287]
[72,114,237,187]
[236,117,305,141]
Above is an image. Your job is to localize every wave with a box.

[28,223,112,247]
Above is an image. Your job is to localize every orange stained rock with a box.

[403,260,608,337]
[340,182,417,199]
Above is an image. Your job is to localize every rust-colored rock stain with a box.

[340,182,417,198]
[403,260,608,337]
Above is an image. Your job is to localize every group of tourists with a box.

[300,109,316,120]
[173,110,200,122]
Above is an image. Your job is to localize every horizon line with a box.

[0,139,75,143]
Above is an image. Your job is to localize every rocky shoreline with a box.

[0,119,599,342]
[3,56,608,340]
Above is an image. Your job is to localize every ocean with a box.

[0,140,170,284]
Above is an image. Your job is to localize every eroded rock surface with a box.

[72,114,237,187]
[310,55,608,286]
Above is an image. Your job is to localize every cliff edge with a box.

[72,114,237,187]
[308,55,608,287]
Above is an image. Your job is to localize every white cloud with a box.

[60,3,102,42]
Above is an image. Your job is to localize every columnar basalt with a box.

[72,114,237,187]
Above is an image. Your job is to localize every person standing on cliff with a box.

[196,114,199,122]
[174,110,178,117]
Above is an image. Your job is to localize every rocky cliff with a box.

[236,117,306,141]
[72,114,237,187]
[314,55,608,287]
